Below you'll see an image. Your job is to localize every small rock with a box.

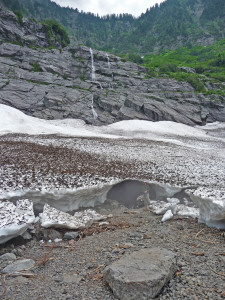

[62,273,82,284]
[64,232,79,240]
[48,229,62,241]
[111,248,120,254]
[54,238,62,243]
[21,231,32,240]
[15,248,24,257]
[176,225,184,230]
[7,276,30,285]
[2,259,35,274]
[0,253,16,261]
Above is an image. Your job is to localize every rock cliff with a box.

[0,6,52,48]
[0,8,224,126]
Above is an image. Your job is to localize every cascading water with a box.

[90,48,96,81]
[98,83,103,89]
[89,48,98,120]
[106,54,110,69]
[91,95,98,120]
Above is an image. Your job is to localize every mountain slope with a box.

[1,0,225,54]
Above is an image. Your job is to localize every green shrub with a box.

[41,19,70,48]
[146,67,156,77]
[209,72,225,82]
[195,66,205,74]
[79,74,86,81]
[127,54,143,64]
[13,10,23,25]
[160,63,178,73]
[184,74,205,92]
[210,54,225,67]
[31,61,42,72]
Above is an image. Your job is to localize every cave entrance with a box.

[106,179,193,209]
[107,180,148,208]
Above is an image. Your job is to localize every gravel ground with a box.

[0,206,224,300]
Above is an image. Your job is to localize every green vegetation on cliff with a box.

[41,19,70,48]
[13,10,23,25]
[143,38,225,95]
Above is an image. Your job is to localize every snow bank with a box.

[0,200,35,244]
[0,104,100,137]
[0,181,119,213]
[104,119,207,138]
[40,204,106,229]
[0,104,208,142]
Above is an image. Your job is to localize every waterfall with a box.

[91,95,98,120]
[106,54,110,69]
[90,48,96,81]
[89,49,98,120]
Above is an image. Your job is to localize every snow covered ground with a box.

[0,104,225,229]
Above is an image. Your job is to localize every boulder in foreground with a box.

[104,248,177,299]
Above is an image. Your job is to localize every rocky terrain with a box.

[0,204,224,300]
[0,7,225,126]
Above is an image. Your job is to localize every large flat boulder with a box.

[104,248,177,299]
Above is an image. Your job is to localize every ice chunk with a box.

[190,189,225,229]
[167,198,180,205]
[16,199,36,224]
[150,200,177,215]
[40,204,106,229]
[177,204,199,219]
[161,210,173,222]
[0,200,35,244]
[74,209,106,223]
[40,204,86,229]
[149,201,172,215]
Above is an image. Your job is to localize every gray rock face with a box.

[0,8,224,126]
[104,248,177,299]
[2,259,35,274]
[0,6,51,48]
